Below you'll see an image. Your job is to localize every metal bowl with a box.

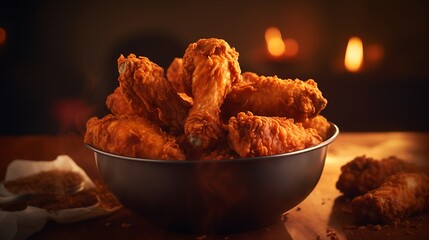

[87,123,339,233]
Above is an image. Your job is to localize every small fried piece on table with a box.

[182,38,241,150]
[222,73,327,122]
[351,172,429,224]
[227,112,322,158]
[336,156,422,197]
[84,114,186,160]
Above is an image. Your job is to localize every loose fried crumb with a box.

[4,170,97,211]
[326,228,339,240]
[92,180,122,210]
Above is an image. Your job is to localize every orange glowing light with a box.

[265,27,285,57]
[344,36,363,72]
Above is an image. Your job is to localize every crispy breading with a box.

[336,156,422,197]
[105,87,134,116]
[199,140,240,161]
[222,73,327,122]
[351,172,429,224]
[182,38,241,150]
[117,54,191,134]
[227,112,322,158]
[302,115,331,140]
[166,57,186,93]
[84,114,186,160]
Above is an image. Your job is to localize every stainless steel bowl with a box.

[87,123,339,233]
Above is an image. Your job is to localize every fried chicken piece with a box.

[84,114,186,160]
[117,54,191,134]
[200,147,239,161]
[166,57,186,93]
[222,73,327,122]
[351,172,429,224]
[182,38,241,150]
[105,87,134,116]
[241,71,259,83]
[227,112,322,158]
[302,115,331,140]
[167,58,193,104]
[199,140,240,161]
[336,156,423,197]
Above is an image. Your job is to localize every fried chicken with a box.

[117,54,191,134]
[105,87,134,116]
[227,112,322,158]
[302,115,331,140]
[167,58,193,104]
[84,114,186,160]
[199,140,240,161]
[241,71,259,83]
[221,73,327,122]
[336,156,423,197]
[182,38,241,150]
[166,57,186,93]
[351,172,429,224]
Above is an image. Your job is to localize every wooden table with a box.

[1,132,428,240]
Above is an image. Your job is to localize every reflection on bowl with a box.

[87,123,339,234]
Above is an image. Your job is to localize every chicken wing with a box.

[182,38,241,150]
[227,112,322,158]
[351,172,429,224]
[84,114,186,160]
[117,54,191,134]
[336,156,422,197]
[221,73,327,122]
[105,87,134,116]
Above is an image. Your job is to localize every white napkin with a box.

[0,155,120,240]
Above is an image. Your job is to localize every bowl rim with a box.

[86,122,339,164]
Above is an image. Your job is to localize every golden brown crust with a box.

[182,38,241,150]
[302,115,331,140]
[85,38,332,161]
[4,170,99,211]
[166,57,186,93]
[227,112,322,158]
[222,74,327,122]
[4,170,84,195]
[105,87,134,116]
[336,156,422,197]
[199,140,240,161]
[351,172,429,224]
[84,114,186,160]
[117,54,191,134]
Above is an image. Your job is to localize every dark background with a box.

[1,0,428,135]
